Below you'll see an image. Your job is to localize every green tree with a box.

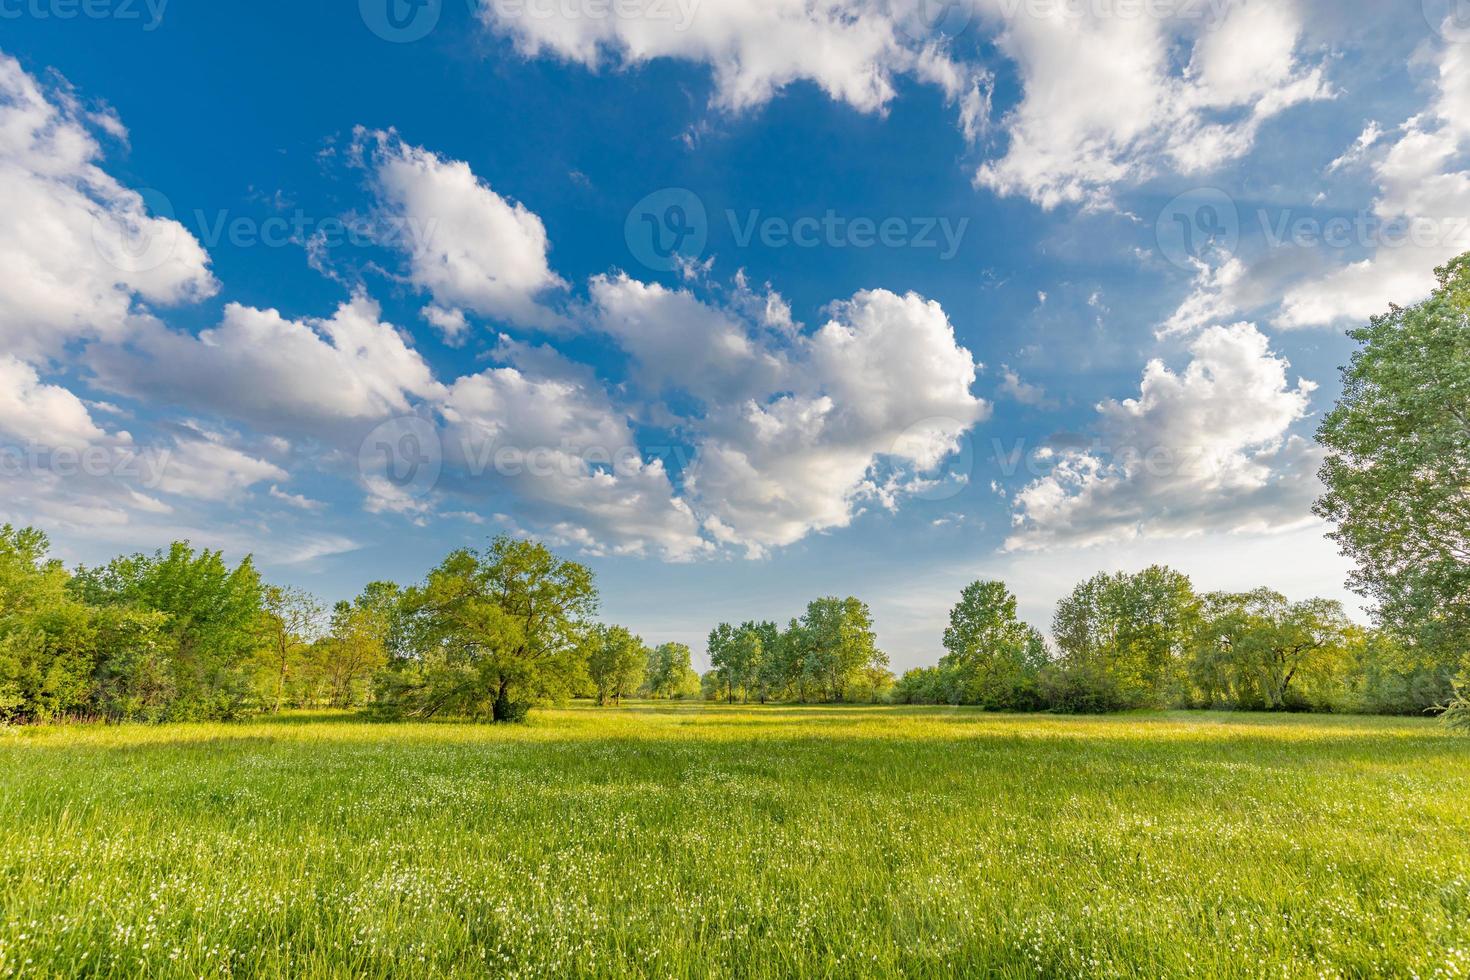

[380,536,597,722]
[941,580,1049,710]
[643,642,699,699]
[1051,567,1197,711]
[1316,253,1470,687]
[72,542,264,720]
[315,592,392,707]
[1188,590,1352,710]
[798,596,887,703]
[0,526,95,722]
[256,585,323,712]
[586,625,647,706]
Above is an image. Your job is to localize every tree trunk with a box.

[492,679,512,722]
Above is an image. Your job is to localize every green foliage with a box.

[72,542,264,720]
[1186,590,1354,711]
[941,580,1050,710]
[376,536,597,722]
[1051,566,1198,711]
[1316,253,1470,669]
[0,526,95,722]
[641,642,699,699]
[586,625,647,706]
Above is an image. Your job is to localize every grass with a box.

[1,705,1467,978]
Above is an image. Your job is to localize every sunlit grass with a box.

[2,705,1467,977]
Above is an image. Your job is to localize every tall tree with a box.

[382,536,597,722]
[1188,590,1352,710]
[941,580,1049,710]
[798,596,887,702]
[0,526,94,722]
[643,642,699,699]
[1051,567,1197,711]
[1316,253,1470,684]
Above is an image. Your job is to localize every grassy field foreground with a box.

[1,706,1468,978]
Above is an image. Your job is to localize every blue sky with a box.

[0,0,1463,667]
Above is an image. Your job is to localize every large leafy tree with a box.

[797,596,887,703]
[643,642,699,699]
[383,536,597,721]
[1188,590,1353,710]
[1316,253,1470,682]
[1051,566,1198,711]
[586,625,647,706]
[941,580,1049,710]
[72,542,264,720]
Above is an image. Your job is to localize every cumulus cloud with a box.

[476,0,989,133]
[974,0,1329,209]
[686,288,990,555]
[0,53,215,362]
[1007,323,1320,550]
[440,366,709,560]
[88,294,443,430]
[362,132,567,329]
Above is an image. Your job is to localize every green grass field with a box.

[2,706,1467,978]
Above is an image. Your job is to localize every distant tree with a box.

[379,536,597,722]
[699,668,723,702]
[797,596,887,702]
[707,623,739,702]
[315,593,391,707]
[587,625,647,706]
[891,665,961,705]
[1316,253,1470,687]
[643,642,699,699]
[941,580,1049,710]
[256,585,323,712]
[1051,567,1197,712]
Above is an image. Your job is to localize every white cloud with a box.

[687,288,990,554]
[363,132,566,329]
[1275,38,1470,327]
[997,364,1057,409]
[0,53,215,363]
[440,366,709,560]
[0,355,108,446]
[89,294,442,430]
[476,0,988,131]
[588,272,786,402]
[153,434,287,502]
[1007,323,1320,550]
[974,0,1329,209]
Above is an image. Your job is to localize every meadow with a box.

[1,706,1467,978]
